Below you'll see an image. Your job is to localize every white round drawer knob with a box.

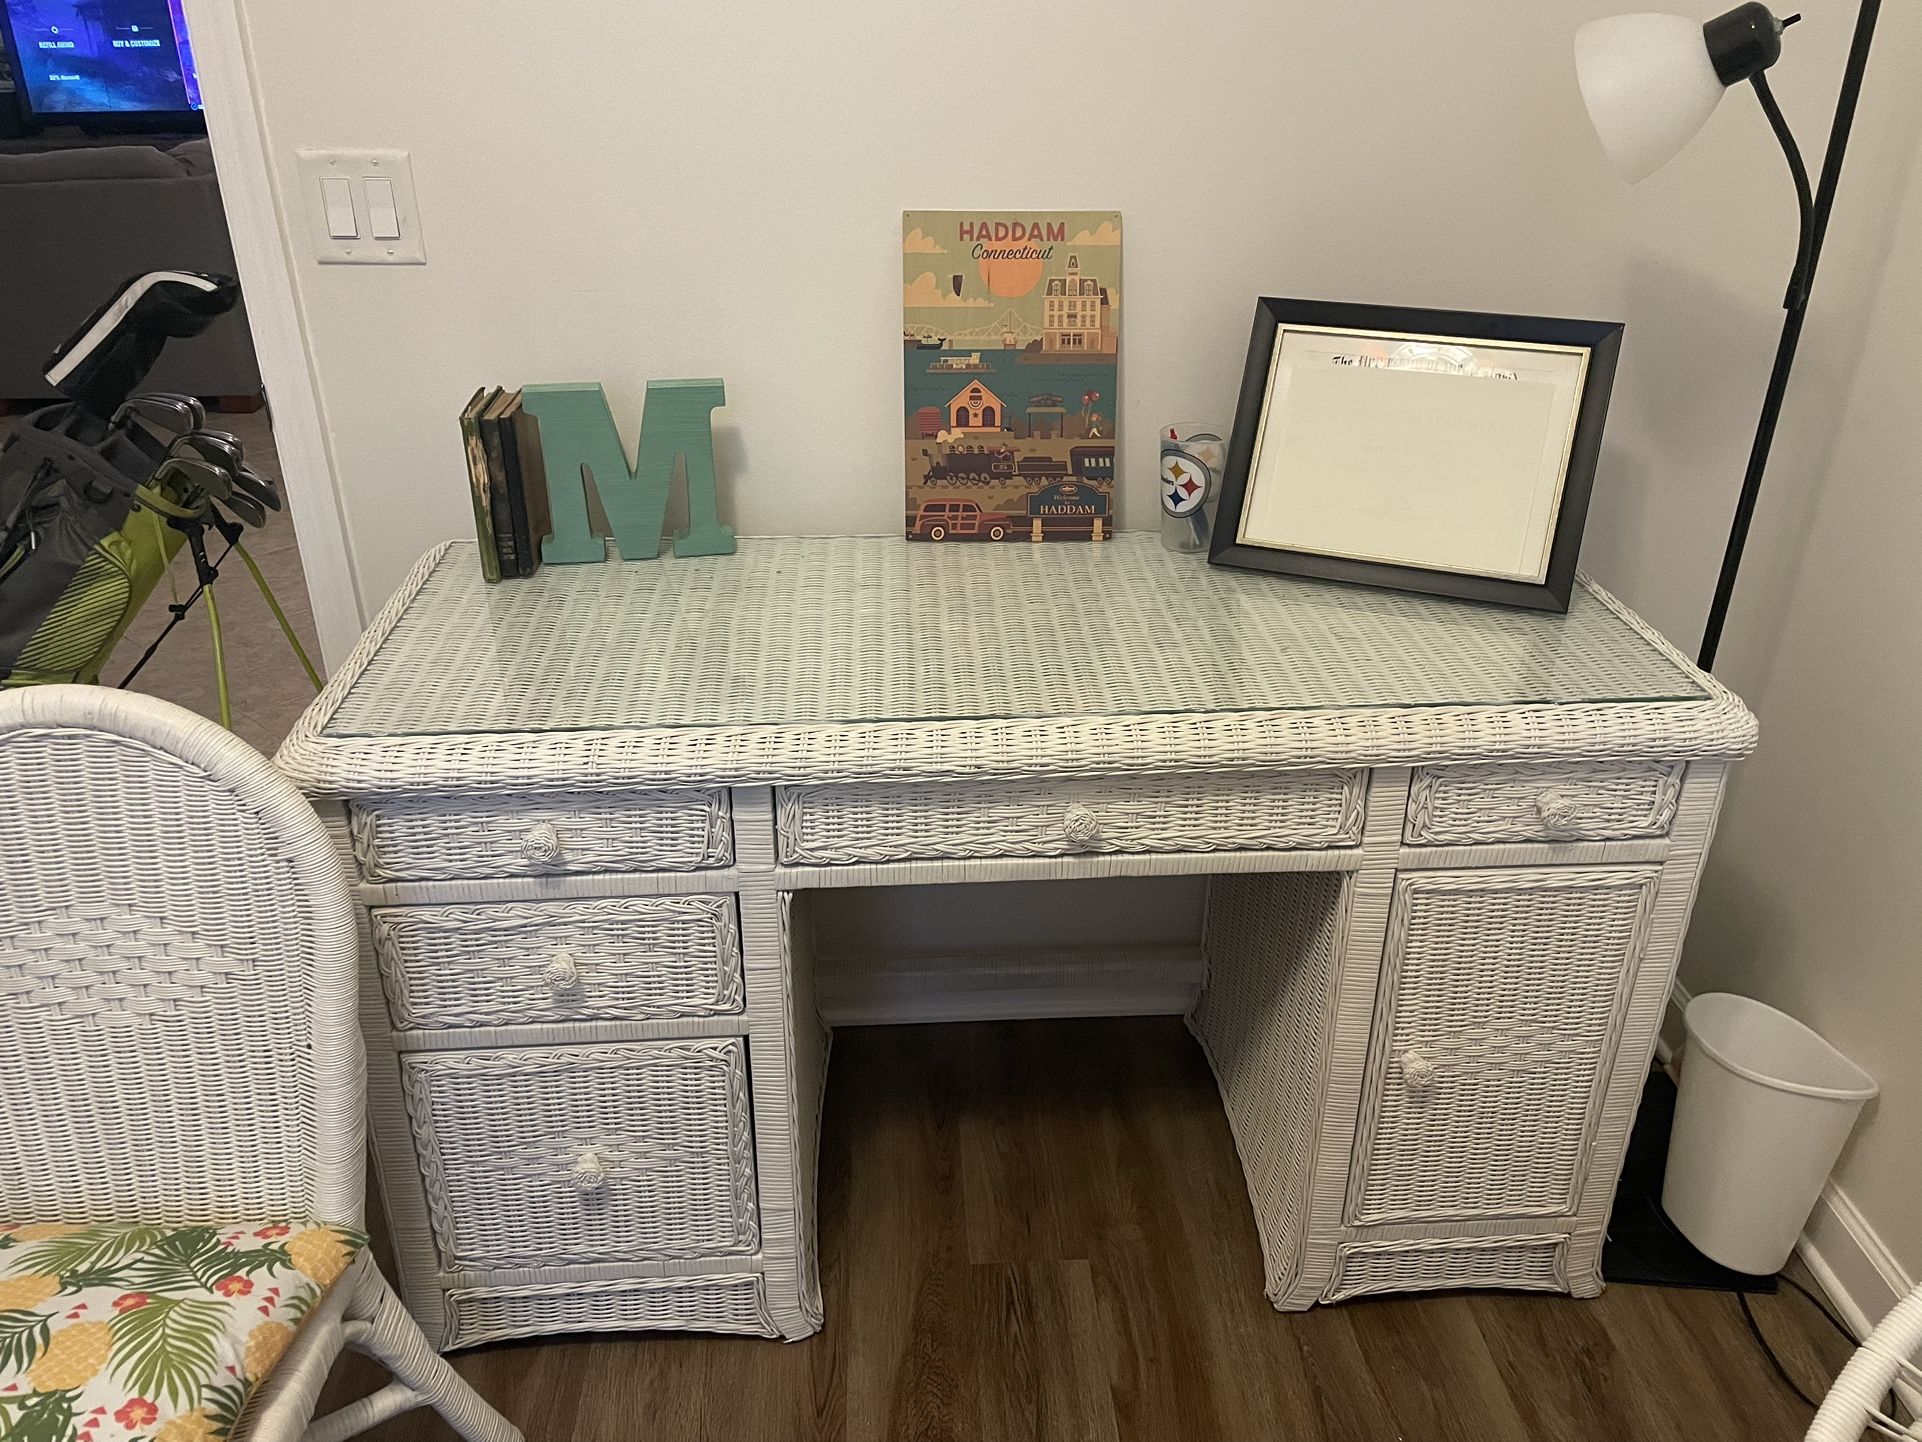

[1401,1046,1438,1090]
[1062,803,1103,847]
[570,1151,608,1195]
[1534,787,1589,838]
[520,821,565,865]
[541,950,580,993]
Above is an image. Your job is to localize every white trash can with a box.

[1662,992,1877,1276]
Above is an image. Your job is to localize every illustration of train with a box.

[919,446,1017,484]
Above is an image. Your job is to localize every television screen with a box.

[2,0,200,122]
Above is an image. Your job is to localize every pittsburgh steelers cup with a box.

[1160,422,1227,553]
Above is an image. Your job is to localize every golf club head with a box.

[140,391,209,431]
[151,454,234,501]
[231,465,282,511]
[171,430,245,471]
[112,394,198,435]
[215,491,267,528]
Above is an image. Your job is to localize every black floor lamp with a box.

[1574,1,1883,672]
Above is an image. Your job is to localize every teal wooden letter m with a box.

[521,379,735,562]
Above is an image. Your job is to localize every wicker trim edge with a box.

[1322,1233,1571,1303]
[276,546,1757,797]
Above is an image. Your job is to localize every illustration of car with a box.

[909,499,1015,542]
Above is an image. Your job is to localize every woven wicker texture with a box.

[777,770,1363,864]
[0,687,360,1228]
[270,537,1758,1339]
[1323,1235,1570,1303]
[243,1250,523,1441]
[281,540,1755,796]
[1349,867,1659,1225]
[370,895,742,1029]
[724,796,829,1343]
[443,1274,778,1349]
[0,689,519,1442]
[324,536,1703,737]
[775,888,830,1332]
[349,788,732,882]
[1190,872,1349,1300]
[1805,1282,1922,1442]
[401,1040,759,1270]
[1405,760,1684,845]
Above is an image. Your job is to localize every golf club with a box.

[230,465,282,512]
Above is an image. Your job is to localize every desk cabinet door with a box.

[1348,866,1660,1226]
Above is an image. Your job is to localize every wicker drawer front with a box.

[443,1273,778,1349]
[370,895,742,1030]
[1405,761,1683,845]
[1323,1235,1569,1303]
[775,770,1364,865]
[402,1040,759,1270]
[1349,867,1659,1226]
[349,789,732,882]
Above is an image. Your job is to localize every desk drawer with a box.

[349,789,732,882]
[1404,762,1683,846]
[370,895,743,1030]
[775,771,1365,866]
[402,1039,759,1271]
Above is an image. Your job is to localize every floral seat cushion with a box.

[0,1220,366,1442]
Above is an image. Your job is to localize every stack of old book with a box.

[460,387,552,581]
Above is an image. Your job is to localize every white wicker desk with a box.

[276,534,1756,1349]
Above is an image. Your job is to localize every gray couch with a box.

[0,140,261,401]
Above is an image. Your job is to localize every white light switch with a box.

[320,176,357,239]
[364,178,401,240]
[295,149,426,264]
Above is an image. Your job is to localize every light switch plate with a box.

[295,149,426,264]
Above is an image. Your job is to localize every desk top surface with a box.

[279,535,1755,795]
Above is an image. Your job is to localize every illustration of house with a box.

[947,380,1005,433]
[1042,254,1116,355]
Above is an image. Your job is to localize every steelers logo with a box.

[1161,450,1210,517]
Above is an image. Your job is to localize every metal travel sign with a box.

[903,211,1120,543]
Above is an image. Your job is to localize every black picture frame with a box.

[1208,297,1623,613]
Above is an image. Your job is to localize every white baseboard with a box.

[1658,980,1913,1352]
[1799,1180,1915,1336]
[1656,977,1691,1066]
[1803,1181,1922,1422]
[815,945,1203,1026]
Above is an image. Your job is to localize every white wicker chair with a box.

[0,685,521,1442]
[1808,1285,1922,1441]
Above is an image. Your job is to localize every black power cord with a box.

[1738,1273,1903,1423]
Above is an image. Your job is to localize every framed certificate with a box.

[1209,298,1623,612]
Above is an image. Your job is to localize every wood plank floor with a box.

[321,1017,1855,1441]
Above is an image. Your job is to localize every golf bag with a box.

[0,402,186,685]
[0,270,314,719]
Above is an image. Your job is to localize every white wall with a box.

[233,0,1915,653]
[227,0,1922,1285]
[1681,122,1922,1285]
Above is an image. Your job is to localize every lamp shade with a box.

[1575,13,1728,182]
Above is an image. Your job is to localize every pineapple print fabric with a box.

[0,1220,366,1442]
